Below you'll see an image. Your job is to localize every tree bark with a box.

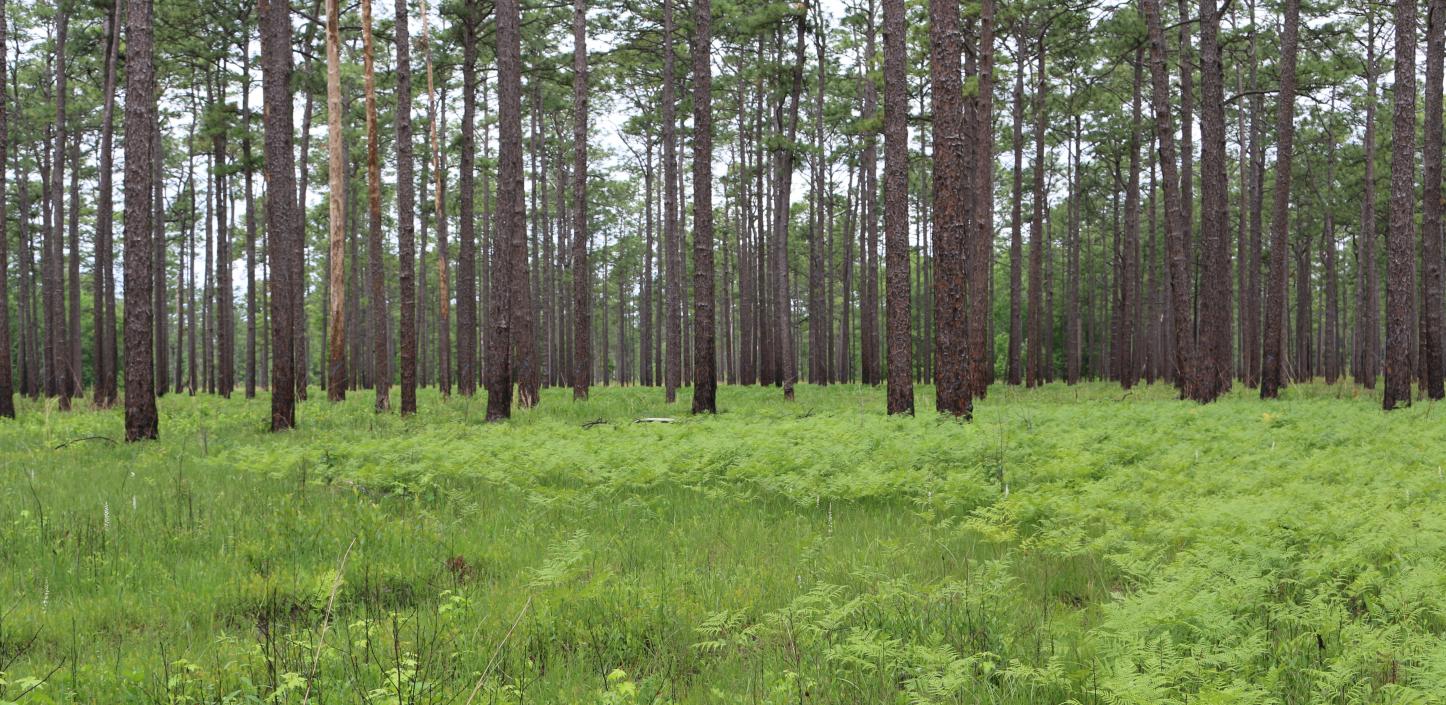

[1120,51,1144,389]
[1140,0,1198,399]
[1385,0,1418,410]
[487,0,523,420]
[362,0,389,410]
[970,0,995,397]
[882,0,912,415]
[1422,0,1445,399]
[1194,0,1231,401]
[324,0,347,401]
[860,1,880,387]
[241,51,258,399]
[573,0,592,400]
[456,6,480,398]
[1008,34,1024,387]
[929,0,969,416]
[1357,12,1381,388]
[393,0,416,413]
[1258,0,1300,398]
[47,6,70,409]
[0,0,10,417]
[261,0,299,429]
[123,0,158,440]
[663,0,681,403]
[691,0,716,413]
[1026,35,1046,387]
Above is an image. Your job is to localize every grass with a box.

[2,381,1445,704]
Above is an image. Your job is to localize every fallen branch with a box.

[53,436,118,450]
[582,419,610,429]
[634,417,676,424]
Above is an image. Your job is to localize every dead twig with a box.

[301,536,357,705]
[53,436,118,450]
[461,595,533,705]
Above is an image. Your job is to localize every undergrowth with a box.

[1,381,1443,703]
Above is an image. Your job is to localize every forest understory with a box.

[3,382,1445,704]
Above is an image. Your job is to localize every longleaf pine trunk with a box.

[123,0,158,440]
[395,0,418,414]
[1259,0,1299,398]
[881,0,912,415]
[261,0,299,429]
[1385,0,1418,410]
[457,7,479,398]
[324,0,347,402]
[362,0,389,410]
[1195,0,1232,401]
[691,0,716,413]
[573,0,592,401]
[0,0,10,418]
[1141,0,1198,399]
[929,0,969,417]
[662,0,681,403]
[1422,0,1445,399]
[487,0,523,421]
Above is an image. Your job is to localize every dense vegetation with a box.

[4,384,1446,703]
[6,0,1446,700]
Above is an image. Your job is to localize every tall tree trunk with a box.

[510,93,537,407]
[969,0,995,397]
[881,0,912,415]
[95,1,121,406]
[641,138,654,386]
[1007,38,1024,386]
[929,0,970,416]
[1322,126,1341,384]
[261,0,299,429]
[573,0,592,400]
[809,10,827,387]
[487,0,523,420]
[123,0,158,440]
[1140,0,1197,399]
[419,0,450,398]
[48,6,70,409]
[775,14,806,400]
[1357,13,1381,388]
[1194,0,1231,400]
[1026,35,1046,388]
[1294,238,1312,380]
[362,0,389,410]
[1259,0,1299,399]
[691,0,716,413]
[860,1,880,386]
[1175,0,1196,335]
[1066,116,1083,384]
[66,129,81,398]
[456,6,479,398]
[663,0,681,403]
[214,103,232,397]
[1385,0,1418,410]
[395,0,418,414]
[324,0,347,401]
[1120,51,1143,390]
[1423,0,1445,398]
[0,0,10,418]
[243,53,258,399]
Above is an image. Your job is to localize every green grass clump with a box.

[2,381,1444,704]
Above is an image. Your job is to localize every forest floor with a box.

[2,381,1445,704]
